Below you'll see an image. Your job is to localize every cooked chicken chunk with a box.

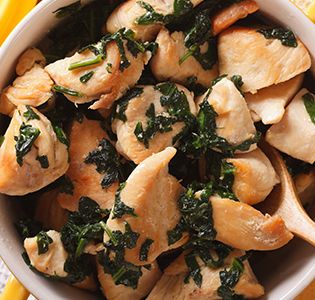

[24,230,68,277]
[0,65,54,114]
[24,230,97,291]
[16,48,46,76]
[147,250,264,299]
[212,0,259,36]
[97,261,162,300]
[226,148,279,205]
[57,117,117,212]
[211,196,293,250]
[295,171,315,206]
[218,27,311,93]
[0,87,15,116]
[35,189,68,231]
[266,89,315,163]
[197,77,257,151]
[45,40,151,109]
[0,105,69,195]
[105,147,187,265]
[106,0,204,41]
[245,75,303,124]
[150,29,218,87]
[112,84,197,164]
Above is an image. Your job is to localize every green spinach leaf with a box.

[14,123,40,166]
[303,92,315,125]
[36,231,53,255]
[257,27,298,47]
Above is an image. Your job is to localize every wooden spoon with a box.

[258,142,315,246]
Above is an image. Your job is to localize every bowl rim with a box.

[0,0,315,299]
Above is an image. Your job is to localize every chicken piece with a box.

[106,0,204,42]
[24,230,68,277]
[45,40,151,110]
[150,29,218,87]
[97,261,162,300]
[0,87,16,116]
[211,196,293,250]
[105,147,187,265]
[218,27,311,93]
[0,105,69,195]
[266,89,315,163]
[24,230,97,291]
[147,250,264,300]
[295,171,315,206]
[73,277,98,292]
[226,148,279,205]
[245,74,304,124]
[212,0,259,36]
[112,84,197,164]
[0,65,54,114]
[196,77,257,151]
[57,117,117,212]
[16,48,46,76]
[35,189,68,231]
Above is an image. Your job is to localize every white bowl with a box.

[0,0,315,299]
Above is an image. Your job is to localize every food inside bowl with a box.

[0,0,314,299]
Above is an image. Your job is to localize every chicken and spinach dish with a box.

[1,0,314,299]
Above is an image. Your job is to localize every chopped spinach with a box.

[114,87,144,122]
[303,93,315,125]
[186,76,207,96]
[156,82,195,127]
[80,71,94,83]
[53,1,81,19]
[111,183,137,219]
[68,54,103,70]
[84,138,121,188]
[178,85,260,158]
[99,250,143,289]
[45,0,121,63]
[206,152,237,200]
[174,0,194,17]
[98,222,142,289]
[52,85,84,98]
[36,155,49,169]
[167,182,216,246]
[59,175,74,195]
[184,252,202,287]
[134,82,195,148]
[139,238,154,261]
[168,181,234,286]
[230,75,244,95]
[257,27,298,47]
[14,123,41,166]
[53,125,70,147]
[79,28,153,72]
[69,196,110,225]
[36,231,53,255]
[134,103,177,148]
[63,254,95,284]
[217,257,245,300]
[23,106,40,121]
[60,197,109,269]
[136,1,170,25]
[136,0,193,25]
[15,218,42,240]
[181,10,217,70]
